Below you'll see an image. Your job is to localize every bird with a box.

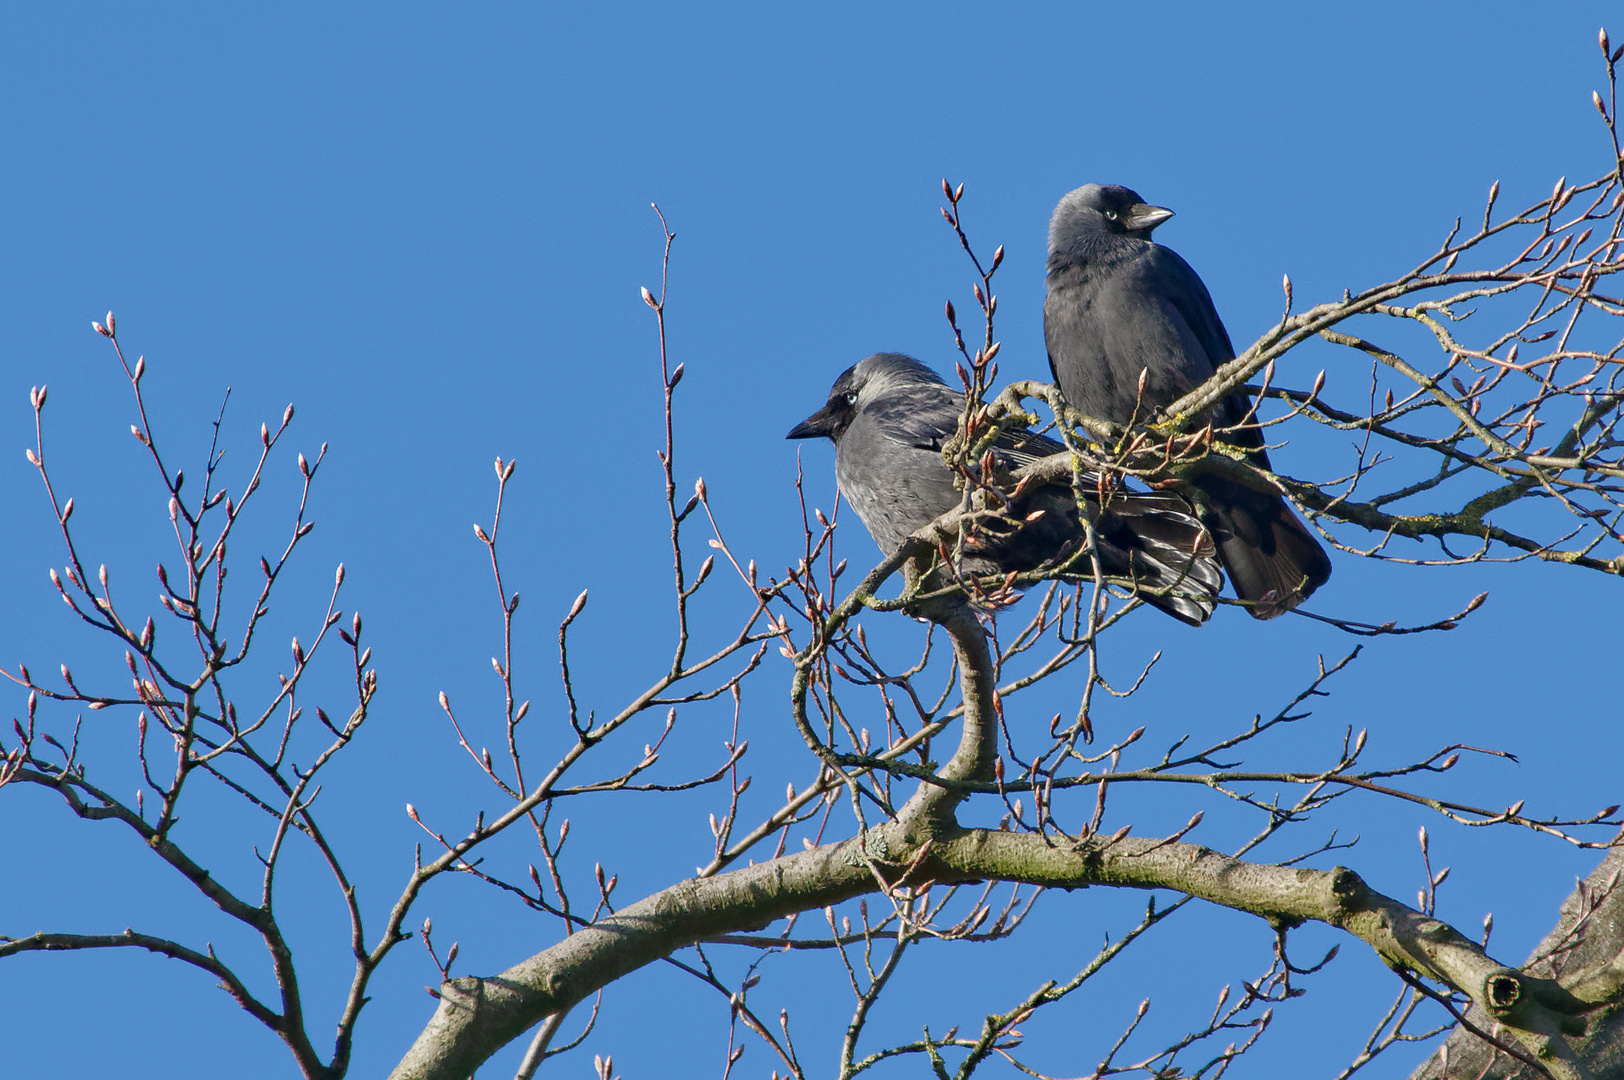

[1043,183,1332,618]
[787,353,1223,626]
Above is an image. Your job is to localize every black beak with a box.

[787,401,841,440]
[1124,202,1174,233]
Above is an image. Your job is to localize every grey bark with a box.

[1408,840,1624,1080]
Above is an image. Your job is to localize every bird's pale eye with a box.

[1103,209,1119,221]
[845,392,858,405]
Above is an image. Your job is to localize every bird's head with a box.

[1050,184,1175,247]
[787,353,942,442]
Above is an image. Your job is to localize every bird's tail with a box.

[955,485,1223,625]
[1194,477,1332,620]
[1092,491,1225,627]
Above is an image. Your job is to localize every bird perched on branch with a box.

[1044,183,1331,618]
[787,353,1222,625]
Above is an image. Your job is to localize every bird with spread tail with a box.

[788,353,1223,626]
[1043,183,1331,618]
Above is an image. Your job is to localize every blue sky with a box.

[2,4,1620,1077]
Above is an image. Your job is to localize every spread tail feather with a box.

[955,485,1224,625]
[1094,498,1223,626]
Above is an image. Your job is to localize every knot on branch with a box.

[1328,865,1367,911]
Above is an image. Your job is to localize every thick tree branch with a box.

[387,822,1608,1079]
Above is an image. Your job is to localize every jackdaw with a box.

[1044,183,1332,618]
[787,353,1222,626]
